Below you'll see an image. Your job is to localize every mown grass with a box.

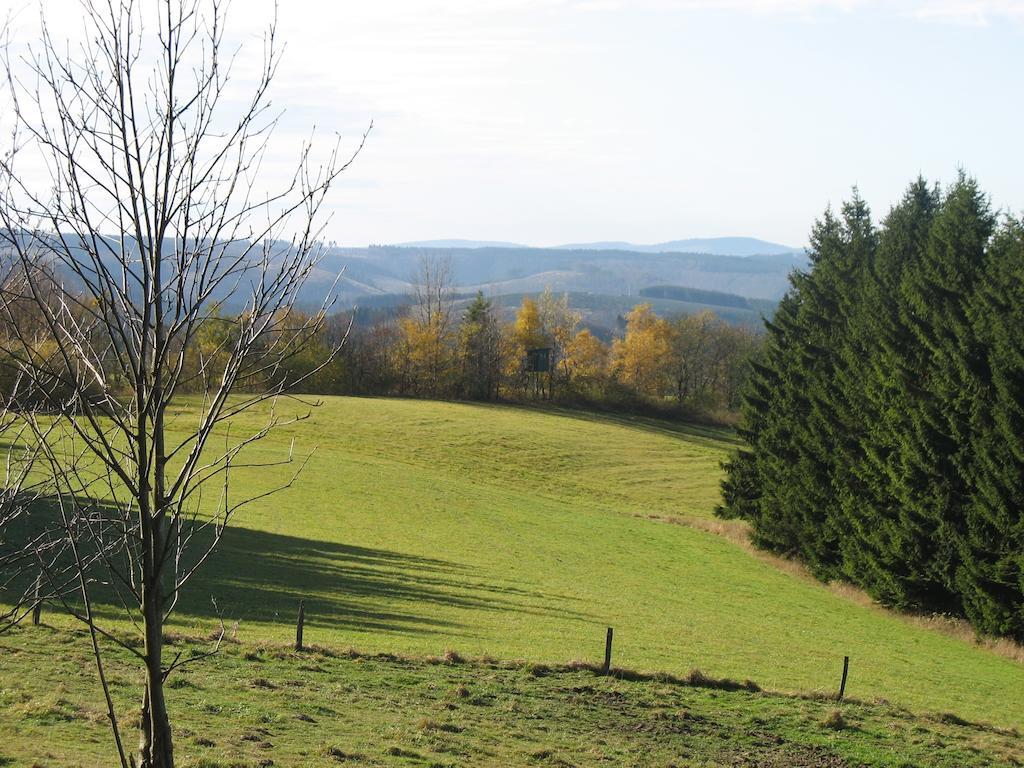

[2,395,1024,764]
[1,626,1021,768]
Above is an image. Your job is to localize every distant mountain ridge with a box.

[319,244,807,305]
[395,238,528,250]
[37,232,804,325]
[552,237,802,257]
[396,236,803,258]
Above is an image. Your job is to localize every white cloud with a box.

[3,0,1021,246]
[908,0,1024,24]
[565,0,1024,23]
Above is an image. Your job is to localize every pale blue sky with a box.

[13,1,1024,247]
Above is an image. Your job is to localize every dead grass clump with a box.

[684,668,760,692]
[686,668,713,687]
[368,651,413,665]
[426,648,466,665]
[417,717,464,733]
[384,746,421,758]
[607,666,674,683]
[556,660,761,692]
[909,616,1024,664]
[11,695,80,723]
[936,712,973,728]
[688,516,751,547]
[822,709,847,730]
[303,644,339,659]
[207,631,239,644]
[322,745,365,761]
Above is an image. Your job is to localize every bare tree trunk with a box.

[0,2,366,765]
[141,589,173,768]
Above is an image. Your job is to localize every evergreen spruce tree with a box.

[960,218,1024,638]
[836,179,944,609]
[720,173,1024,639]
[458,292,502,400]
[721,203,871,577]
[808,193,877,565]
[719,290,804,552]
[892,174,995,612]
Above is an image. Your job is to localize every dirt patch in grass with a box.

[719,744,850,768]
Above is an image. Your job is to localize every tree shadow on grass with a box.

[537,405,741,448]
[428,399,740,449]
[181,524,588,636]
[2,497,591,638]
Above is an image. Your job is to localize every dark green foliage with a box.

[719,175,1024,640]
[457,291,503,400]
[959,219,1024,637]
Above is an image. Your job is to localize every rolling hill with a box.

[28,232,804,323]
[399,237,803,258]
[6,399,1022,716]
[551,237,802,257]
[321,244,806,305]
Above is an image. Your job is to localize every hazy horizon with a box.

[385,235,804,251]
[8,0,1023,248]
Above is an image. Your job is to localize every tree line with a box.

[268,276,762,418]
[0,260,761,422]
[718,174,1024,641]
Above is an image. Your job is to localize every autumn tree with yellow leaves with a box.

[507,290,581,398]
[398,257,457,396]
[561,328,609,393]
[610,303,672,396]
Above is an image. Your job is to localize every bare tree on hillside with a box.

[0,2,366,766]
[400,255,455,395]
[410,254,455,333]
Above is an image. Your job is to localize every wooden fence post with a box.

[295,600,306,651]
[837,655,849,701]
[602,627,613,675]
[31,574,42,626]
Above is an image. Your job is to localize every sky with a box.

[7,0,1024,248]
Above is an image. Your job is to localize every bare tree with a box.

[400,255,455,396]
[0,2,366,766]
[410,254,454,334]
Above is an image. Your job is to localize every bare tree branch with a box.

[0,2,365,766]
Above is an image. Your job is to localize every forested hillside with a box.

[309,244,805,306]
[719,174,1024,640]
[0,269,761,420]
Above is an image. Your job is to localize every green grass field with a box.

[2,396,1024,766]
[2,627,1021,768]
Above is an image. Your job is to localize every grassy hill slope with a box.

[3,628,1020,767]
[2,396,1023,763]
[156,398,1022,727]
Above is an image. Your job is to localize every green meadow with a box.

[2,396,1024,765]
[2,628,1021,768]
